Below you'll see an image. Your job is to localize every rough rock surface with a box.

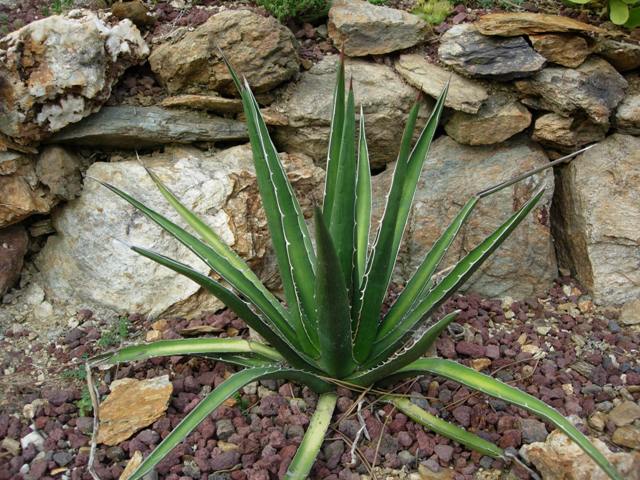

[35,146,83,201]
[97,375,173,446]
[36,145,324,317]
[552,134,640,305]
[438,24,546,80]
[444,94,531,145]
[520,430,640,480]
[594,38,640,72]
[0,225,28,296]
[0,9,149,144]
[615,74,640,135]
[529,34,591,68]
[327,0,428,56]
[476,12,603,36]
[49,106,248,148]
[160,94,244,113]
[271,55,431,168]
[532,113,607,151]
[372,135,556,298]
[620,299,640,325]
[148,9,299,95]
[515,57,627,125]
[395,54,488,114]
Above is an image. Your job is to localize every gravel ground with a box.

[1,276,639,480]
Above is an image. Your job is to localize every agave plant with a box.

[87,56,622,480]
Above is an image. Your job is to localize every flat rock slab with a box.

[476,12,603,36]
[532,113,606,151]
[395,54,488,114]
[529,33,591,68]
[97,375,173,446]
[552,134,640,305]
[515,57,627,125]
[328,0,428,56]
[438,24,546,80]
[49,106,248,148]
[372,135,557,299]
[444,94,531,145]
[160,94,244,113]
[594,38,640,72]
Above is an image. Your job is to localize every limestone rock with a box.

[608,401,640,427]
[0,225,28,296]
[620,299,640,325]
[594,38,640,72]
[395,54,488,114]
[612,425,640,449]
[0,10,149,144]
[49,106,248,148]
[160,94,244,114]
[372,135,556,299]
[148,9,299,95]
[36,146,83,201]
[552,134,640,305]
[532,113,607,151]
[438,24,546,80]
[272,55,432,168]
[515,57,627,125]
[520,430,640,480]
[476,12,603,36]
[615,74,640,135]
[327,0,428,56]
[529,34,591,68]
[36,145,324,317]
[444,95,531,145]
[97,375,173,446]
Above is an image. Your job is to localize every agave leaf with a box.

[380,197,478,340]
[240,82,320,357]
[199,353,274,368]
[314,209,355,378]
[285,392,338,480]
[388,359,623,480]
[351,310,459,382]
[610,0,630,24]
[323,54,346,226]
[354,107,372,293]
[99,182,296,343]
[384,395,504,459]
[353,86,448,363]
[89,337,283,366]
[371,188,545,361]
[329,83,358,290]
[124,366,332,480]
[128,245,316,370]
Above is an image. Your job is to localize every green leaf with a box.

[389,359,624,480]
[285,392,338,480]
[353,86,448,364]
[370,188,545,361]
[379,197,478,340]
[610,0,630,24]
[565,0,591,3]
[314,209,355,378]
[323,54,346,226]
[329,83,358,290]
[625,6,640,26]
[384,395,504,459]
[240,82,320,357]
[126,245,316,370]
[354,107,372,293]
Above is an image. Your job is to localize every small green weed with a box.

[50,0,74,15]
[255,0,330,21]
[413,0,454,24]
[76,387,93,417]
[96,316,131,348]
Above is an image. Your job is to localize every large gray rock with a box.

[372,135,556,299]
[149,9,299,95]
[395,54,488,114]
[438,24,546,80]
[49,106,248,148]
[36,145,324,317]
[553,134,640,305]
[327,0,428,56]
[0,10,149,144]
[515,57,627,126]
[271,55,431,168]
[615,74,640,135]
[444,94,531,145]
[532,113,606,151]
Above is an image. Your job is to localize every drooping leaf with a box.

[285,392,338,480]
[314,209,355,378]
[387,359,624,480]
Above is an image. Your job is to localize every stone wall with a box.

[1,0,639,328]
